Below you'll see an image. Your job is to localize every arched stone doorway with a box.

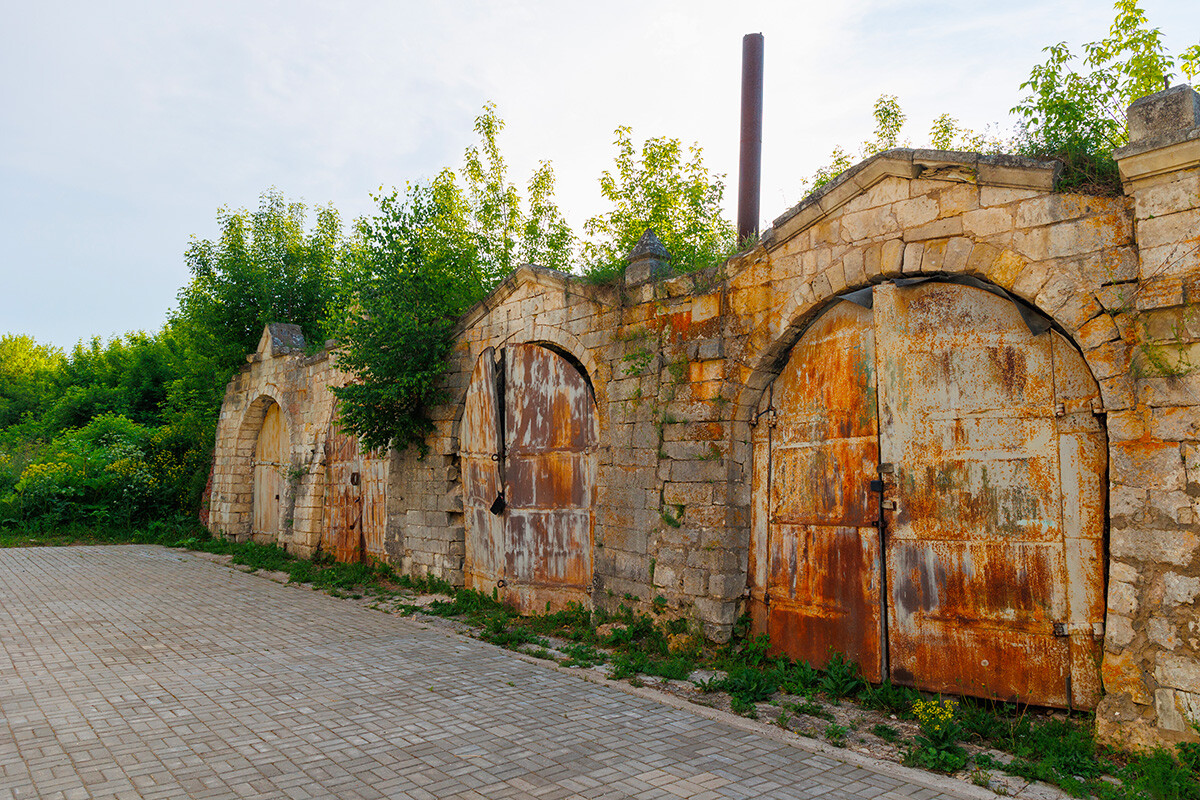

[461,343,599,614]
[252,401,286,539]
[749,279,1107,708]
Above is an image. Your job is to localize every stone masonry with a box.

[208,86,1200,748]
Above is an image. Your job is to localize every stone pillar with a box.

[1098,85,1200,749]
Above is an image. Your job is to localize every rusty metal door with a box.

[463,348,505,591]
[753,280,1105,708]
[323,408,387,563]
[462,344,598,614]
[874,281,1103,708]
[753,300,884,680]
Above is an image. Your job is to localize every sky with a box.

[2,0,1197,350]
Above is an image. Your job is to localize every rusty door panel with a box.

[874,281,1103,708]
[754,280,1106,709]
[461,344,598,614]
[1053,331,1108,708]
[748,408,773,634]
[501,344,597,614]
[767,524,882,678]
[253,403,284,536]
[751,300,883,680]
[322,414,387,564]
[462,348,504,593]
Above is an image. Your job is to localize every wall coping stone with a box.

[763,149,1060,251]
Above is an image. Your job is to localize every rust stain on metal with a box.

[751,300,883,680]
[252,402,284,536]
[323,403,387,564]
[753,281,1106,709]
[462,344,598,614]
[875,281,1104,708]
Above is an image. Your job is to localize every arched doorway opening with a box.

[461,343,599,614]
[749,279,1107,708]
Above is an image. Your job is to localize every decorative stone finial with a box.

[624,229,673,286]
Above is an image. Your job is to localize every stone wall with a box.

[208,86,1200,747]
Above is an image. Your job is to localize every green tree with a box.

[330,103,573,453]
[461,102,574,278]
[331,172,486,453]
[0,335,64,429]
[174,188,342,382]
[582,127,736,280]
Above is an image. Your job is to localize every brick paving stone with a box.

[0,546,981,799]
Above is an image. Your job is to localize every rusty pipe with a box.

[737,33,764,244]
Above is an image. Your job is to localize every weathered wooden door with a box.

[252,403,284,537]
[752,281,1105,707]
[462,344,598,614]
[750,301,885,681]
[323,411,388,563]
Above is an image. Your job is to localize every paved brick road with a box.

[0,546,978,800]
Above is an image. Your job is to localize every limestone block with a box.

[903,216,963,242]
[962,207,1013,237]
[1138,208,1200,251]
[894,196,938,228]
[694,597,738,627]
[1158,654,1200,694]
[708,572,745,600]
[1111,441,1184,490]
[942,237,973,274]
[840,205,899,242]
[1100,375,1137,411]
[1111,561,1141,584]
[682,568,707,596]
[1108,615,1136,648]
[1011,257,1052,299]
[1133,171,1200,220]
[1164,572,1200,606]
[1111,526,1198,566]
[1077,313,1121,350]
[1012,227,1050,261]
[863,238,896,277]
[1104,650,1153,704]
[1149,618,1180,650]
[1152,407,1200,442]
[980,186,1043,207]
[1109,581,1138,615]
[902,242,923,273]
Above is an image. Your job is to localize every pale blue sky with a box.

[2,0,1197,349]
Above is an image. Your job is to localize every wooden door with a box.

[252,403,284,537]
[323,407,388,563]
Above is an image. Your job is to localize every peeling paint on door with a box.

[462,344,598,614]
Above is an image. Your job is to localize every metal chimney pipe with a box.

[737,33,764,244]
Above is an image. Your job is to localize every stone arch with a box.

[227,392,293,541]
[729,241,1109,430]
